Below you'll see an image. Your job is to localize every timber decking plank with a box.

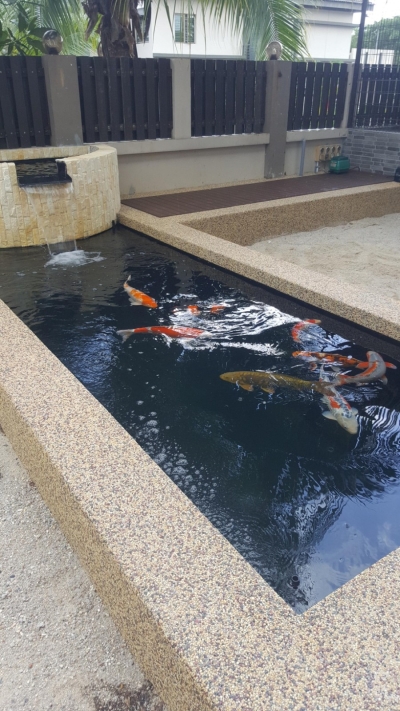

[122,172,390,218]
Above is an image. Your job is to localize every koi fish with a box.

[117,326,207,342]
[220,370,327,395]
[320,386,358,434]
[334,351,388,386]
[123,276,157,308]
[209,305,226,313]
[187,305,201,315]
[293,351,397,370]
[291,319,321,343]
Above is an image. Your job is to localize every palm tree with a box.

[82,0,147,57]
[1,0,307,59]
[82,0,307,60]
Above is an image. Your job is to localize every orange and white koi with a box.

[123,276,157,308]
[334,351,389,387]
[291,319,321,343]
[117,326,207,342]
[293,351,397,370]
[321,386,358,434]
[209,305,226,313]
[187,305,201,315]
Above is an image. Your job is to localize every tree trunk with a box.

[100,20,138,57]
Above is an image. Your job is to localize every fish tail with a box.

[117,329,133,342]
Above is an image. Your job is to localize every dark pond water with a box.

[1,226,400,613]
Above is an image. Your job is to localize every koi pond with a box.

[1,226,400,613]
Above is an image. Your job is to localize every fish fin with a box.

[129,298,140,306]
[351,408,358,415]
[261,386,275,394]
[356,361,369,369]
[380,376,388,386]
[116,330,133,343]
[385,362,397,370]
[322,411,336,420]
[239,382,254,391]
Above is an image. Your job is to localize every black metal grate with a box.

[77,57,172,142]
[190,59,267,137]
[352,16,400,66]
[287,62,348,131]
[0,56,51,149]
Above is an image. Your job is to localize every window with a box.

[174,13,195,44]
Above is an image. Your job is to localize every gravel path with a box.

[250,213,400,303]
[0,428,166,711]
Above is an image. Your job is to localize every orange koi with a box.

[187,305,201,314]
[117,326,206,342]
[293,351,397,370]
[209,305,226,313]
[291,319,321,343]
[123,276,157,308]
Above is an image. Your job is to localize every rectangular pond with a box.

[1,225,400,613]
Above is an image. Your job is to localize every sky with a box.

[367,0,399,23]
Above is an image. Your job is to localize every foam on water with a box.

[45,250,105,268]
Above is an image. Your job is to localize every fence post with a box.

[42,56,83,146]
[171,58,192,140]
[342,62,356,128]
[263,61,292,179]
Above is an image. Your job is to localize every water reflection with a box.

[1,227,400,612]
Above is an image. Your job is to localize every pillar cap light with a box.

[266,41,282,60]
[42,30,63,55]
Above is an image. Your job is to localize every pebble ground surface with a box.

[0,428,167,711]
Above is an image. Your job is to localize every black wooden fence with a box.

[0,57,50,149]
[191,60,267,136]
[355,64,400,127]
[287,62,348,130]
[77,57,172,142]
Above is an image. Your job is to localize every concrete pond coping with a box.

[1,175,400,708]
[118,180,400,342]
[1,298,400,711]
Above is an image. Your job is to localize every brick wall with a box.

[343,128,400,177]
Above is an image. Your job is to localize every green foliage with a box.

[1,0,308,58]
[195,0,307,59]
[352,16,400,63]
[0,0,97,55]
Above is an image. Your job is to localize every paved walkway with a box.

[122,172,390,217]
[0,429,166,711]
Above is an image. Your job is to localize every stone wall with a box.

[0,145,120,249]
[343,127,400,176]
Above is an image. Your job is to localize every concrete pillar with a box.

[341,62,355,129]
[263,61,292,179]
[171,59,192,140]
[42,56,83,146]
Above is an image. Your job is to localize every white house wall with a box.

[138,1,243,59]
[304,7,355,60]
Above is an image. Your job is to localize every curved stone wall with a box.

[0,145,120,249]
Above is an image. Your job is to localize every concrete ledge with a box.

[182,181,400,243]
[118,181,400,341]
[107,133,270,155]
[2,284,400,710]
[286,128,348,142]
